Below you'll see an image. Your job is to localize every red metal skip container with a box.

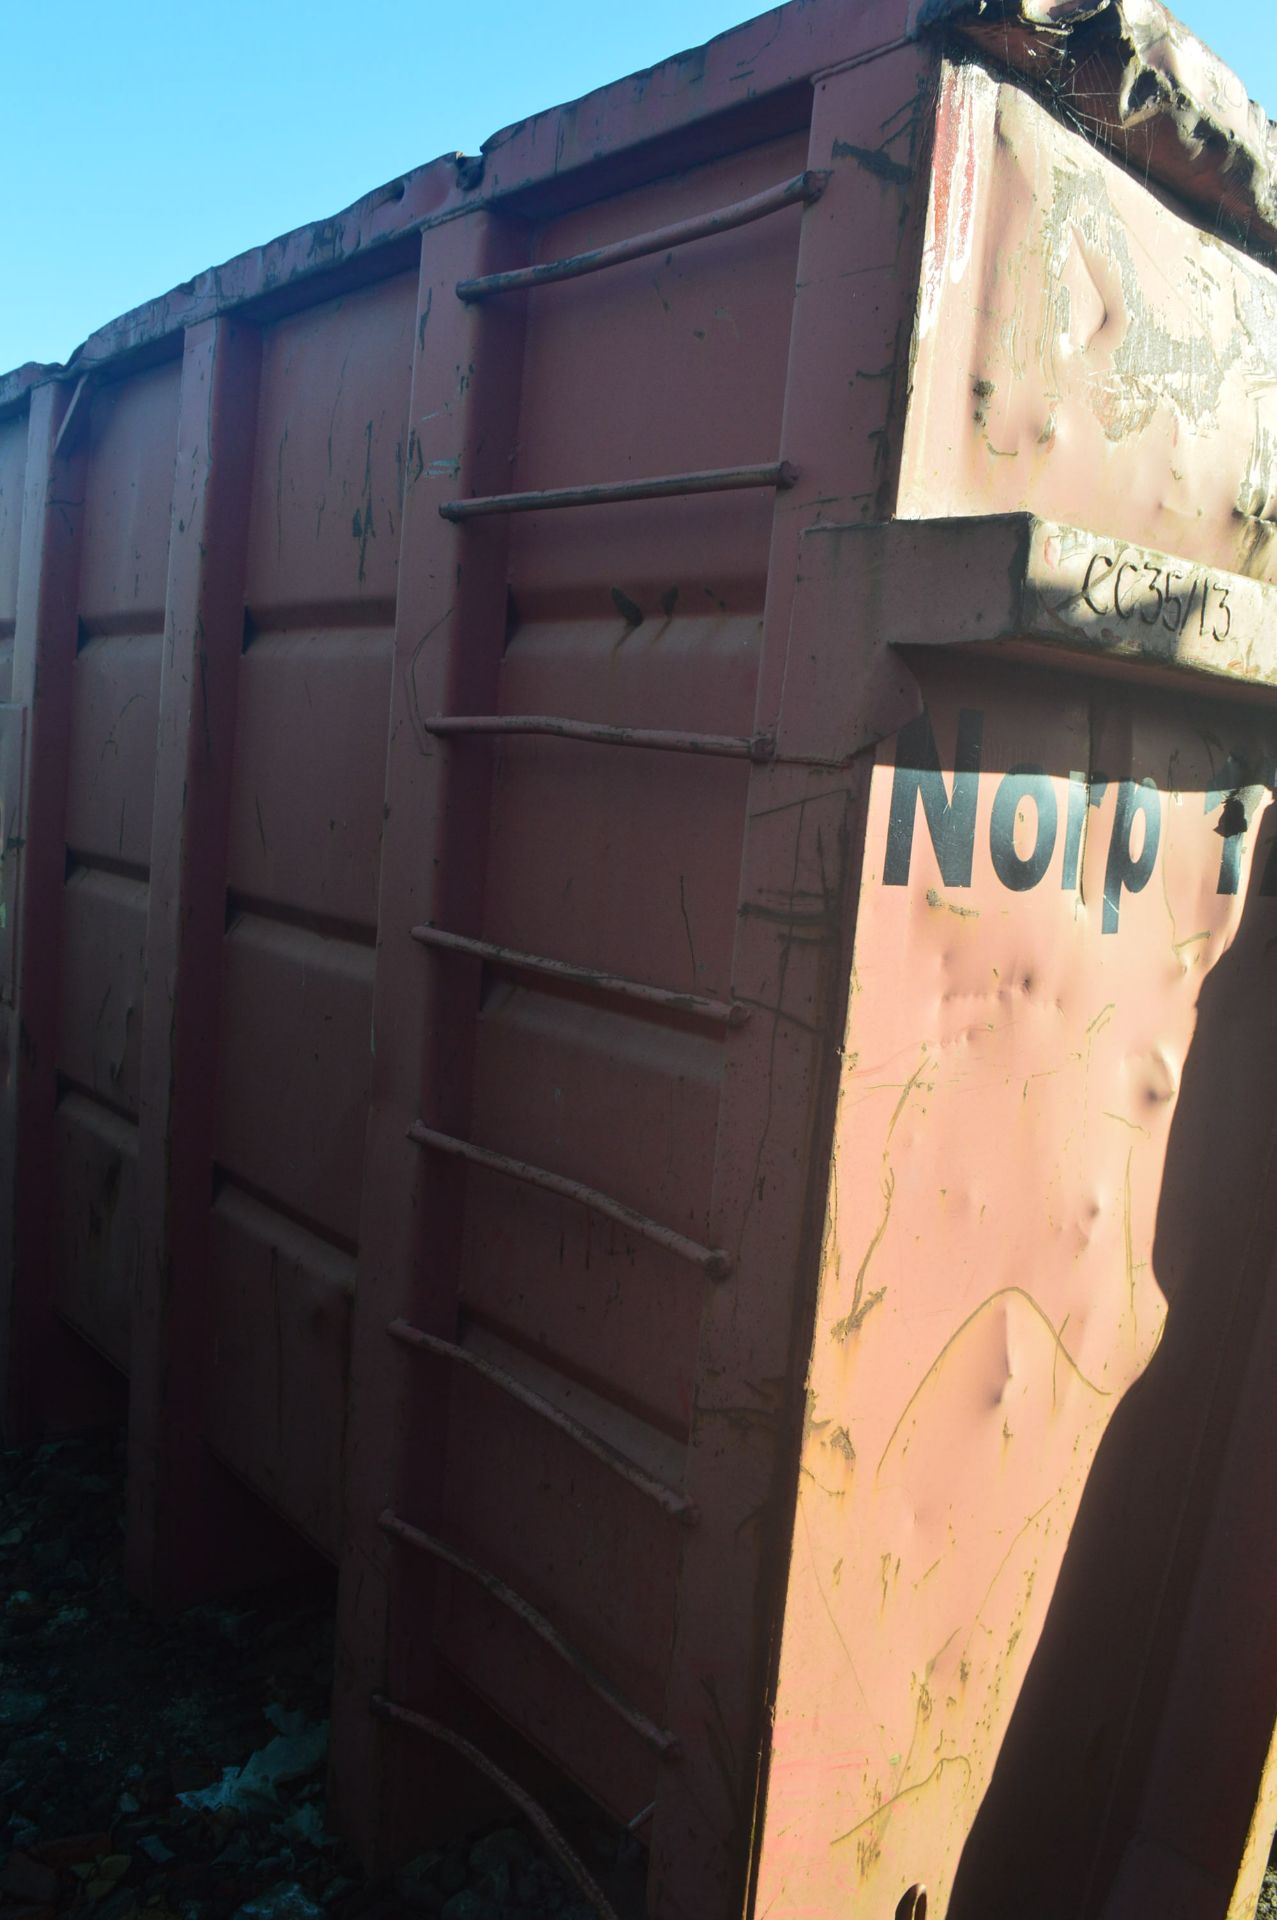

[4,2,1277,1914]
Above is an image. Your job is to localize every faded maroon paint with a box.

[2,380,125,1441]
[2,3,1277,1918]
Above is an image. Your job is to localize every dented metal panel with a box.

[923,0,1277,263]
[901,61,1277,580]
[753,511,1277,1915]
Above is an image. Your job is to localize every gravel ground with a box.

[5,1430,1271,1918]
[0,1433,639,1920]
[1259,1863,1277,1918]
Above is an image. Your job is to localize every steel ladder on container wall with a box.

[334,45,931,1912]
[375,165,826,1881]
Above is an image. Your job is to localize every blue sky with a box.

[2,0,1274,373]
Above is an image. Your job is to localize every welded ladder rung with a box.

[387,1318,698,1523]
[439,458,796,522]
[455,169,830,302]
[380,1508,680,1756]
[423,712,774,762]
[412,923,748,1027]
[407,1123,733,1276]
[372,1697,624,1920]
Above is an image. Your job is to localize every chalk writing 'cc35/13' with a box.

[1080,552,1232,642]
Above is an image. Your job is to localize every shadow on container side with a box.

[948,772,1277,1920]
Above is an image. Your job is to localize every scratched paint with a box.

[901,64,1277,584]
[756,53,1277,1919]
[754,655,1277,1916]
[925,0,1277,266]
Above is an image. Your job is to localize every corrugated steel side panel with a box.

[328,38,944,1909]
[430,131,805,1816]
[0,295,414,1570]
[54,363,179,1366]
[206,277,416,1550]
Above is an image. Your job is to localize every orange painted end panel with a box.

[756,652,1277,1916]
[951,738,1277,1920]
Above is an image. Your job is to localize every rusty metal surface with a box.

[439,459,798,521]
[901,62,1277,583]
[920,0,1277,263]
[0,412,26,699]
[422,711,774,759]
[327,74,938,1894]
